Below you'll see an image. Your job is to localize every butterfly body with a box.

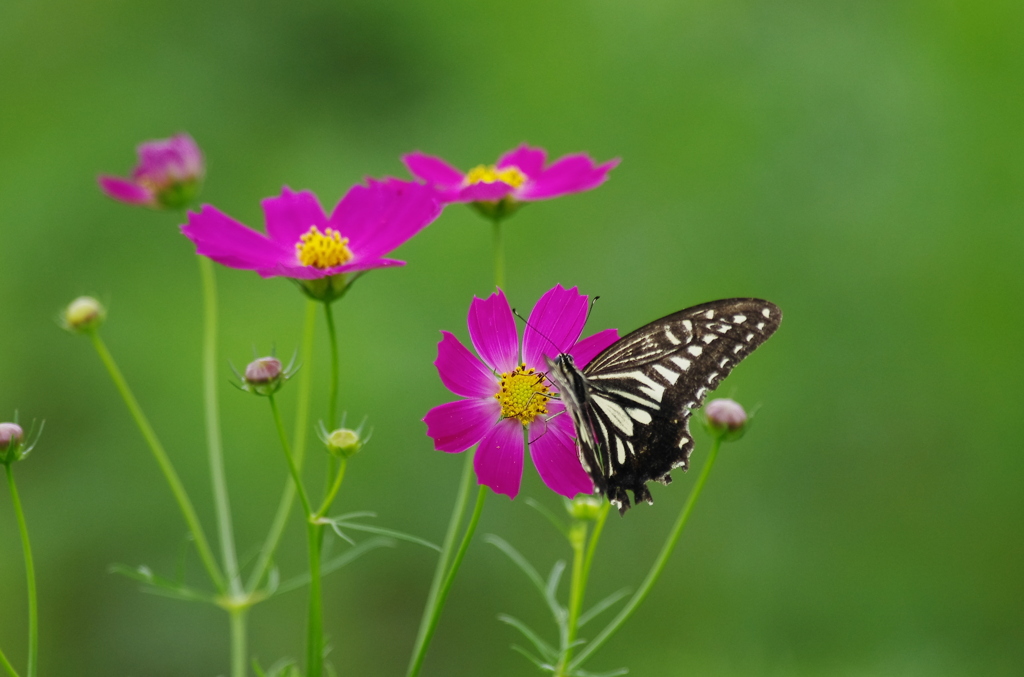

[546,298,781,514]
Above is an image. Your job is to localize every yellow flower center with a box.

[465,164,527,188]
[295,226,353,268]
[495,363,550,425]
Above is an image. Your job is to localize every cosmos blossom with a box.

[181,180,441,285]
[98,133,204,209]
[403,145,619,206]
[423,285,619,499]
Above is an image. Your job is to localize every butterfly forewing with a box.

[558,298,781,514]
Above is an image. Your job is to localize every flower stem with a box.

[314,458,347,519]
[198,256,242,596]
[88,331,226,592]
[5,466,36,677]
[229,608,248,677]
[492,218,505,289]
[247,299,317,593]
[406,484,487,677]
[556,501,610,676]
[323,302,340,430]
[0,646,18,677]
[568,438,722,671]
[267,396,313,518]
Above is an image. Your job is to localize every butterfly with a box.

[545,298,781,515]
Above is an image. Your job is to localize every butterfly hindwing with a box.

[552,298,781,514]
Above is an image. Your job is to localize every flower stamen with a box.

[465,164,527,188]
[495,363,550,425]
[296,226,353,268]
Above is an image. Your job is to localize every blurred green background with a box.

[1,0,1022,675]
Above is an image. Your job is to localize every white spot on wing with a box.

[733,344,743,353]
[664,329,681,345]
[628,408,652,425]
[719,357,730,367]
[653,363,681,384]
[682,320,693,333]
[688,345,703,357]
[669,355,691,371]
[592,395,634,436]
[616,436,626,465]
[745,333,754,341]
[704,310,714,319]
[677,435,690,448]
[762,307,771,318]
[707,371,719,383]
[756,322,765,330]
[733,315,747,324]
[702,334,718,344]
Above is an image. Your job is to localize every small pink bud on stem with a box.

[704,398,749,442]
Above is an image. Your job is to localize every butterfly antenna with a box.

[511,307,562,355]
[586,295,600,325]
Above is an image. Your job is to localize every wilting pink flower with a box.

[182,180,441,300]
[98,133,204,209]
[424,285,619,499]
[403,145,619,212]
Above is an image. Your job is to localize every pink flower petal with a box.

[474,417,525,498]
[135,133,203,183]
[497,145,547,179]
[98,176,153,205]
[569,328,621,368]
[424,398,501,453]
[261,187,330,246]
[257,257,405,279]
[522,284,589,369]
[181,206,287,270]
[529,408,594,498]
[330,179,441,260]
[435,331,498,398]
[457,181,515,203]
[468,289,519,373]
[517,156,620,201]
[403,152,465,188]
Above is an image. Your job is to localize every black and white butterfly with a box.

[546,298,781,515]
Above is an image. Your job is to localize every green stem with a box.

[406,485,487,677]
[306,522,324,677]
[267,396,313,518]
[315,458,347,519]
[558,522,588,675]
[198,256,242,596]
[247,299,317,593]
[569,439,722,671]
[492,219,505,289]
[323,302,340,430]
[5,466,36,677]
[406,452,476,677]
[229,609,248,677]
[88,331,226,592]
[0,645,18,677]
[580,501,611,599]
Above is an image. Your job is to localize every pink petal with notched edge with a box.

[330,179,441,260]
[474,417,525,498]
[516,156,620,201]
[468,289,519,373]
[529,406,594,498]
[182,206,287,270]
[457,181,515,203]
[424,398,501,453]
[434,331,499,399]
[262,187,330,245]
[403,152,466,188]
[522,285,589,369]
[98,176,153,205]
[497,145,547,179]
[569,328,620,368]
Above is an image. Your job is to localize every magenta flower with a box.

[424,285,619,499]
[403,145,619,218]
[182,180,441,301]
[98,133,204,210]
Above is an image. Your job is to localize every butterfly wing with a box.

[579,298,781,513]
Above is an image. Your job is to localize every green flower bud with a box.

[324,427,362,459]
[703,398,748,442]
[566,494,604,521]
[63,296,105,333]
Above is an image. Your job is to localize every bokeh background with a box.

[1,1,1022,675]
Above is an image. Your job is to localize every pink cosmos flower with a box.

[181,180,441,299]
[98,133,204,209]
[424,285,619,499]
[402,145,619,210]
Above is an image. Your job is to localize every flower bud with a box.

[566,494,604,521]
[240,356,287,396]
[63,296,105,333]
[704,398,748,442]
[324,427,362,459]
[98,133,204,210]
[0,422,28,465]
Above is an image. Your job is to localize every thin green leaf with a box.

[510,644,555,672]
[332,510,377,521]
[327,521,358,546]
[251,659,267,677]
[275,538,394,594]
[109,564,214,603]
[328,520,440,552]
[571,666,628,677]
[526,497,569,537]
[578,588,630,628]
[486,535,547,599]
[497,614,558,662]
[546,560,567,603]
